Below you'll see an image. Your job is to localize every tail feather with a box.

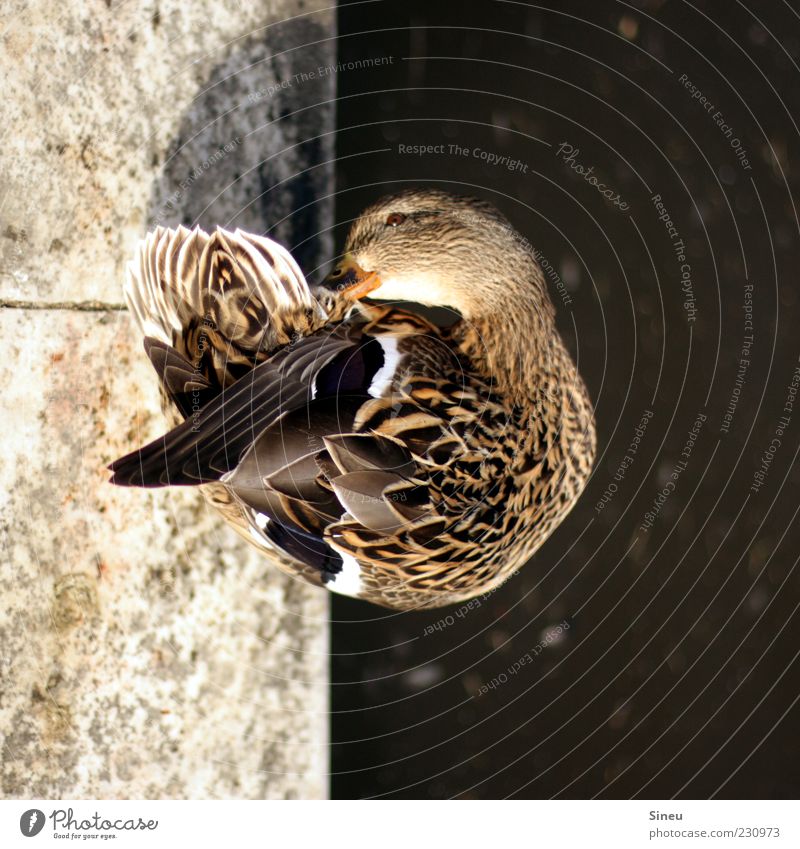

[123,225,327,359]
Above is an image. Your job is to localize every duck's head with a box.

[321,188,552,321]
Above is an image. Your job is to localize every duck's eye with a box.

[385,212,407,227]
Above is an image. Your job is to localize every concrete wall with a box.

[0,0,335,799]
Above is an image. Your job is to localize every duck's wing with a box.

[108,320,376,486]
[110,303,502,598]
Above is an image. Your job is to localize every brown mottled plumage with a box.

[109,189,595,610]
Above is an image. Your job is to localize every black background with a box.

[327,0,800,799]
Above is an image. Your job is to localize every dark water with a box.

[330,0,800,799]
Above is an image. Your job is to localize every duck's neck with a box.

[451,297,562,407]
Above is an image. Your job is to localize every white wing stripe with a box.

[368,336,401,398]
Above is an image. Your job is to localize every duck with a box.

[109,189,596,610]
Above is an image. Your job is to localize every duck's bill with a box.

[321,254,382,299]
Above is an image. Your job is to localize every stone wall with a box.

[0,0,335,799]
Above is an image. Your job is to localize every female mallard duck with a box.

[109,189,595,610]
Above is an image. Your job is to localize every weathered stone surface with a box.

[0,310,329,799]
[0,0,336,303]
[0,0,333,799]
